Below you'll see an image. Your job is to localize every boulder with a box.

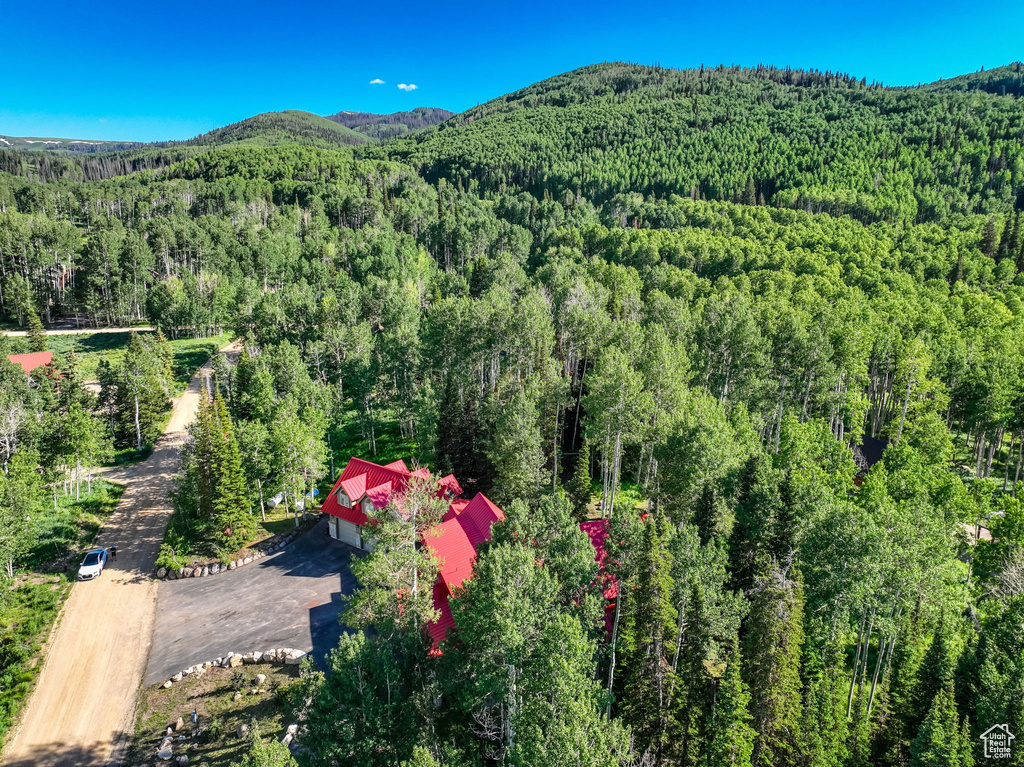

[242,556,253,565]
[252,651,263,663]
[176,756,189,765]
[263,649,276,663]
[171,672,183,682]
[284,649,306,665]
[255,673,267,686]
[157,745,174,760]
[210,563,220,575]
[162,680,172,689]
[228,561,236,570]
[242,652,256,664]
[179,568,192,578]
[196,567,205,577]
[287,723,298,735]
[156,567,167,579]
[237,723,249,738]
[228,654,244,668]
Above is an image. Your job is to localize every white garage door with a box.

[336,519,363,549]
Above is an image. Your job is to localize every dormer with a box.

[361,497,375,515]
[336,489,351,507]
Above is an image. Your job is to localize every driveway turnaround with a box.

[3,357,212,767]
[144,517,357,686]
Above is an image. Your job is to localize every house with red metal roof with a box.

[6,351,53,376]
[321,457,504,645]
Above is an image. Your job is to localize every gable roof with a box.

[7,351,53,375]
[321,456,505,649]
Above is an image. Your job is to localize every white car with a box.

[78,548,108,581]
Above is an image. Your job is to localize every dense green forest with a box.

[2,62,1024,767]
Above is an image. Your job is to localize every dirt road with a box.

[1,326,156,338]
[3,357,212,767]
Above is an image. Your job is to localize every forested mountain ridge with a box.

[379,61,1024,223]
[2,61,1024,767]
[919,61,1024,97]
[324,107,455,140]
[184,110,371,148]
[0,135,149,154]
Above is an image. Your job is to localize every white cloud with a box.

[397,83,418,91]
[369,78,385,84]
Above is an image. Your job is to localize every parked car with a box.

[78,548,108,581]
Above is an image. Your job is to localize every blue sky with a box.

[2,0,1023,142]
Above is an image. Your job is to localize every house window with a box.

[362,498,375,515]
[336,490,351,507]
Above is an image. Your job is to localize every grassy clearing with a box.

[0,577,71,746]
[37,331,230,389]
[25,479,124,573]
[127,663,299,767]
[585,480,650,520]
[321,406,418,489]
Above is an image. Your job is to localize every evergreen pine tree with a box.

[908,683,973,767]
[742,561,804,767]
[694,483,730,545]
[26,312,46,352]
[567,438,593,521]
[704,640,755,767]
[211,398,252,551]
[621,511,677,763]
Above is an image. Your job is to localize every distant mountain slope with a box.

[0,134,149,154]
[186,110,372,148]
[324,107,454,140]
[918,62,1024,98]
[376,62,1024,223]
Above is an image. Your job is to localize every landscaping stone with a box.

[193,567,202,578]
[256,673,267,686]
[242,652,255,663]
[252,651,263,663]
[156,567,167,579]
[171,672,183,682]
[162,680,172,689]
[284,649,306,665]
[174,716,185,730]
[237,723,249,738]
[176,756,189,765]
[228,561,236,570]
[229,654,244,668]
[263,649,276,662]
[179,568,191,578]
[210,563,220,574]
[157,745,174,760]
[243,556,253,565]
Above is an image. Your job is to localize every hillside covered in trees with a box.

[324,107,455,140]
[2,62,1024,767]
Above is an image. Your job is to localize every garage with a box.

[333,518,362,549]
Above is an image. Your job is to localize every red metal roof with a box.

[7,351,53,375]
[321,457,505,649]
[580,519,619,633]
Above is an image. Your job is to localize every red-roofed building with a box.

[580,519,619,634]
[7,351,53,376]
[322,457,502,646]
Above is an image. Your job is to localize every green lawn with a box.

[321,406,418,491]
[42,331,230,389]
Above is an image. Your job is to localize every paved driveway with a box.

[144,517,357,686]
